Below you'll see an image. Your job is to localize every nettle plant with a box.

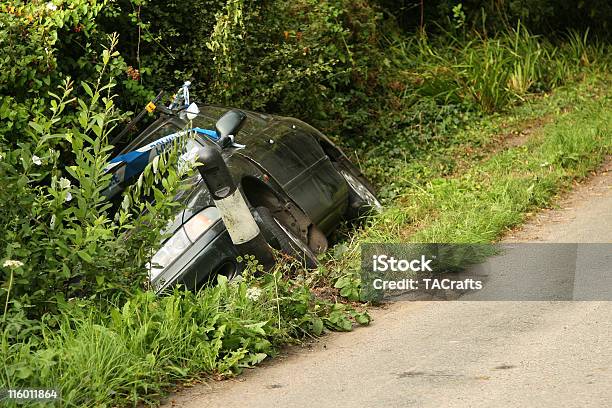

[0,36,185,320]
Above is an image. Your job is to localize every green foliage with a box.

[320,75,611,296]
[98,0,386,144]
[350,21,609,206]
[380,0,612,38]
[94,0,608,171]
[0,0,99,142]
[0,0,610,405]
[382,22,603,114]
[0,1,150,143]
[409,93,611,242]
[0,37,187,322]
[205,0,382,117]
[0,266,369,407]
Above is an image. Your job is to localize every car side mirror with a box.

[215,109,246,148]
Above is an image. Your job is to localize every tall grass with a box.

[461,37,513,111]
[506,23,543,97]
[0,271,369,407]
[384,23,608,113]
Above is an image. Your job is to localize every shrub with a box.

[0,36,187,322]
[1,267,370,407]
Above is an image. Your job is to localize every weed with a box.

[320,73,610,299]
[0,261,370,407]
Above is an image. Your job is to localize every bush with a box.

[377,0,612,38]
[0,1,151,142]
[0,35,187,322]
[1,266,370,407]
[98,0,387,139]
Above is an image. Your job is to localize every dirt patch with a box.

[492,113,554,150]
[311,285,340,302]
[451,112,557,178]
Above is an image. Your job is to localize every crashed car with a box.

[108,85,381,292]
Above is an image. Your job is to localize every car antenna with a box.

[110,90,165,147]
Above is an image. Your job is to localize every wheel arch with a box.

[240,175,328,253]
[241,175,284,210]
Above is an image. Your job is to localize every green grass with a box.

[348,25,610,203]
[323,73,610,294]
[357,71,609,201]
[381,24,608,113]
[411,147,601,243]
[1,23,610,407]
[0,267,369,407]
[409,81,610,242]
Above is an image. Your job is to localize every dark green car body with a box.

[122,106,361,291]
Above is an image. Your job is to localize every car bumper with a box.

[151,221,241,293]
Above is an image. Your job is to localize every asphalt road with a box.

[165,159,612,408]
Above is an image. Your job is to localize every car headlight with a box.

[184,206,220,242]
[149,207,221,282]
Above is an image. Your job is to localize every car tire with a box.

[333,162,383,220]
[255,206,319,269]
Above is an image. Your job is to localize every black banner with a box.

[360,243,612,301]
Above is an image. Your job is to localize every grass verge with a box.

[326,73,611,297]
[0,266,369,407]
[408,99,610,242]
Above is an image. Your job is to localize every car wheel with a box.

[255,206,319,269]
[333,162,383,219]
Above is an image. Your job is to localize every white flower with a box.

[59,177,71,189]
[32,155,42,166]
[46,2,58,11]
[246,287,262,301]
[3,260,24,269]
[65,191,73,202]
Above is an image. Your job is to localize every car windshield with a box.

[135,121,182,149]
